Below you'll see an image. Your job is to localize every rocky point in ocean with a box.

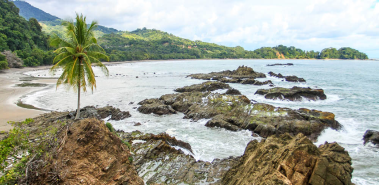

[222,133,354,185]
[363,130,379,146]
[269,71,306,82]
[188,65,273,86]
[255,86,327,101]
[137,81,341,141]
[267,63,294,66]
[2,106,354,184]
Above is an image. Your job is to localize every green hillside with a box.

[12,0,119,38]
[99,28,368,61]
[12,0,59,21]
[0,0,54,67]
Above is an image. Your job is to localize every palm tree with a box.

[50,14,109,120]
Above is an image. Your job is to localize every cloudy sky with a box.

[25,0,379,58]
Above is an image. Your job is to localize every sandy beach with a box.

[0,66,57,131]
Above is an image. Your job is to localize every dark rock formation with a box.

[175,81,230,92]
[255,86,327,101]
[68,106,131,121]
[268,71,306,82]
[138,82,340,141]
[269,71,284,78]
[225,88,242,95]
[267,63,294,66]
[188,66,271,86]
[137,98,176,115]
[241,79,273,85]
[222,133,354,185]
[118,131,240,184]
[363,130,379,145]
[285,75,306,82]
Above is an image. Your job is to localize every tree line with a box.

[0,0,369,70]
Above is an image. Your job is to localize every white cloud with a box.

[25,0,379,58]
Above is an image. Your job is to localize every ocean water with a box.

[23,59,379,184]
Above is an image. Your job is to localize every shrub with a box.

[105,122,115,133]
[0,60,8,70]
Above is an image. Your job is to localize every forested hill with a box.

[99,28,369,61]
[12,0,119,37]
[12,0,59,21]
[0,0,54,67]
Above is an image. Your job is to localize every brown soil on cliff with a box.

[27,118,143,185]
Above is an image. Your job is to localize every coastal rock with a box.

[118,131,240,184]
[183,92,340,141]
[267,63,294,66]
[142,82,340,141]
[268,71,284,78]
[222,133,353,185]
[225,88,242,95]
[363,130,379,145]
[97,106,132,120]
[68,106,131,121]
[137,98,176,115]
[28,118,144,184]
[188,66,268,85]
[285,75,306,82]
[268,71,306,82]
[255,86,327,101]
[241,79,273,85]
[174,81,230,92]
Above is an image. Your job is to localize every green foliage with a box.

[106,122,115,133]
[0,118,61,184]
[50,14,109,119]
[0,53,7,70]
[0,0,51,67]
[99,29,368,61]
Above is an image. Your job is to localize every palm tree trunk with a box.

[75,60,81,120]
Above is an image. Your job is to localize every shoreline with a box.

[0,58,373,131]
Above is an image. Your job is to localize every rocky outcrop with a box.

[222,133,354,185]
[175,81,230,92]
[363,130,379,145]
[188,66,272,86]
[255,86,327,101]
[267,63,294,66]
[137,98,177,115]
[138,83,340,141]
[68,106,131,121]
[269,71,306,82]
[29,118,144,185]
[285,75,306,82]
[225,88,241,95]
[118,131,240,184]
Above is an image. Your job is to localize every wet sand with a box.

[0,66,55,131]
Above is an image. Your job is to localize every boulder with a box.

[267,63,294,66]
[268,71,306,82]
[255,86,327,101]
[225,88,242,95]
[363,130,379,145]
[285,75,306,82]
[222,133,354,185]
[137,98,176,115]
[188,66,267,85]
[68,106,131,121]
[241,79,273,85]
[175,81,230,92]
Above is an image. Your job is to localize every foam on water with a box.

[21,59,379,184]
